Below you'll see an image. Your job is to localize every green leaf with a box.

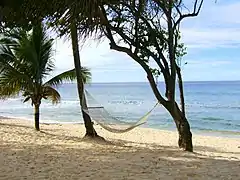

[44,66,91,87]
[0,23,84,106]
[41,85,61,104]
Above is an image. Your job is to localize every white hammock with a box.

[81,89,159,133]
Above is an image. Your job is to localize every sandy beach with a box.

[0,118,239,180]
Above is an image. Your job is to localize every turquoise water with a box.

[0,81,240,136]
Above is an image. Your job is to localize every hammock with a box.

[81,89,159,133]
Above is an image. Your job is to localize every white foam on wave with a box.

[7,98,22,102]
[0,114,84,124]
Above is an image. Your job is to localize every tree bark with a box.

[176,66,185,116]
[81,93,97,136]
[34,104,40,131]
[167,103,193,152]
[147,74,193,151]
[70,18,97,137]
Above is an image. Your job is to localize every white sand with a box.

[0,118,239,180]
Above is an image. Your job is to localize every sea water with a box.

[0,81,240,136]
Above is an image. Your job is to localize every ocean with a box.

[0,81,240,136]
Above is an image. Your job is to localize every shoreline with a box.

[1,117,239,149]
[0,117,239,179]
[1,115,239,139]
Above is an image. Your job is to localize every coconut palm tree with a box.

[58,1,110,138]
[0,23,91,131]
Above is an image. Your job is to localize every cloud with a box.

[52,0,240,82]
[204,1,240,25]
[181,0,240,49]
[188,60,231,66]
[182,28,240,49]
[183,0,240,27]
[54,39,115,70]
[53,38,142,72]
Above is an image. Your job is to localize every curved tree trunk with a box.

[167,103,193,152]
[147,73,193,151]
[34,104,40,131]
[70,19,97,137]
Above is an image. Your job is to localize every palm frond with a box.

[0,45,16,68]
[0,66,32,96]
[0,28,28,47]
[14,36,38,72]
[0,61,26,98]
[44,67,91,87]
[0,42,33,84]
[31,23,55,81]
[81,66,92,84]
[0,29,38,79]
[0,23,72,107]
[0,38,34,99]
[41,85,61,104]
[14,29,41,80]
[44,68,76,87]
[0,37,18,46]
[0,85,20,99]
[48,0,118,40]
[5,28,28,40]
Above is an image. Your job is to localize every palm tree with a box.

[49,4,104,137]
[28,0,116,137]
[61,1,110,138]
[0,23,91,131]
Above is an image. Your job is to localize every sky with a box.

[53,0,240,83]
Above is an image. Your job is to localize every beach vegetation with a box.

[73,0,203,151]
[0,0,205,151]
[0,0,100,137]
[0,23,91,131]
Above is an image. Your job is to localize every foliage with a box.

[0,0,68,31]
[85,0,204,151]
[0,23,91,111]
[0,0,203,148]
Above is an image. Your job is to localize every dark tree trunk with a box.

[147,74,193,152]
[82,93,97,136]
[34,104,40,131]
[70,17,97,137]
[177,119,192,151]
[167,103,193,152]
[81,110,96,136]
[176,65,185,116]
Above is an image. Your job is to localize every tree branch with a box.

[123,2,170,74]
[99,5,115,43]
[173,0,203,30]
[108,24,169,90]
[111,1,171,97]
[166,0,176,102]
[109,43,168,106]
[152,0,168,15]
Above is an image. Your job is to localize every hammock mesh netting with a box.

[81,90,159,133]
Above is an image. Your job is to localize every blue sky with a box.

[53,0,240,82]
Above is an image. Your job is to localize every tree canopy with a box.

[0,23,91,130]
[83,0,204,151]
[0,0,205,150]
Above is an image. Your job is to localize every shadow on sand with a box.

[0,122,239,180]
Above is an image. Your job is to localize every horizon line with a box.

[62,80,240,84]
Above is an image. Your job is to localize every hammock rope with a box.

[81,89,159,133]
